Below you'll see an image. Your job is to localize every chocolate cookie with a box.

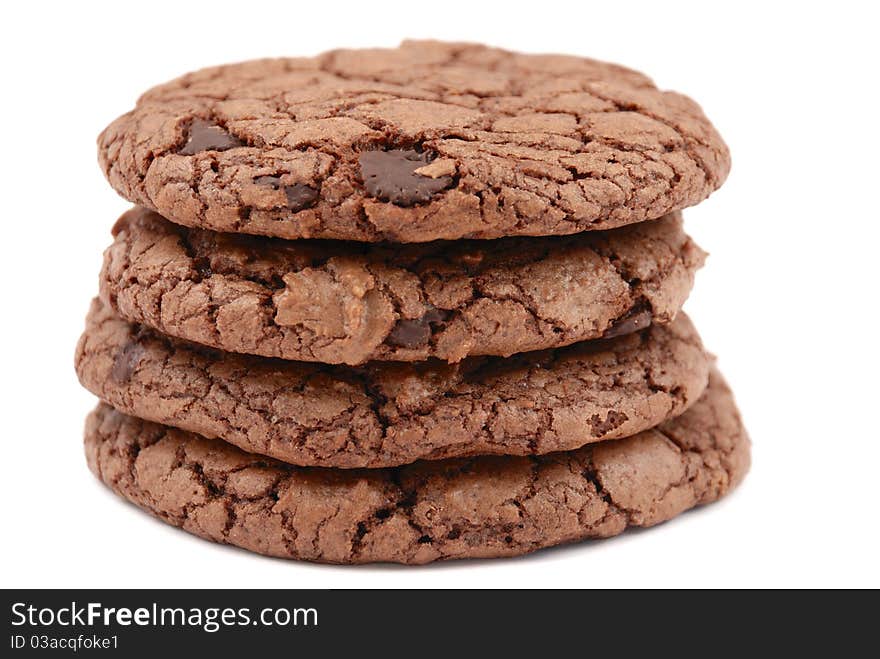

[75,298,710,468]
[98,40,729,243]
[100,207,704,365]
[84,369,748,564]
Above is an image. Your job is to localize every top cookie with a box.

[99,40,730,243]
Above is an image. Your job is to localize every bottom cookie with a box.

[84,369,749,565]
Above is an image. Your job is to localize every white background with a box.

[2,1,878,588]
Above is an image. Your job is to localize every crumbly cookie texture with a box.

[100,207,705,365]
[98,40,730,243]
[75,298,709,468]
[84,369,749,564]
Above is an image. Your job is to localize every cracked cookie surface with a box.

[75,298,710,468]
[84,369,749,564]
[101,207,704,365]
[98,40,730,243]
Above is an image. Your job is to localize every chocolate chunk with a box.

[192,257,213,280]
[359,149,454,207]
[253,175,283,189]
[178,119,243,155]
[603,306,653,339]
[111,342,145,383]
[285,183,319,211]
[254,177,318,212]
[387,308,449,348]
[388,320,431,348]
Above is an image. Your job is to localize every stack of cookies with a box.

[76,41,749,564]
